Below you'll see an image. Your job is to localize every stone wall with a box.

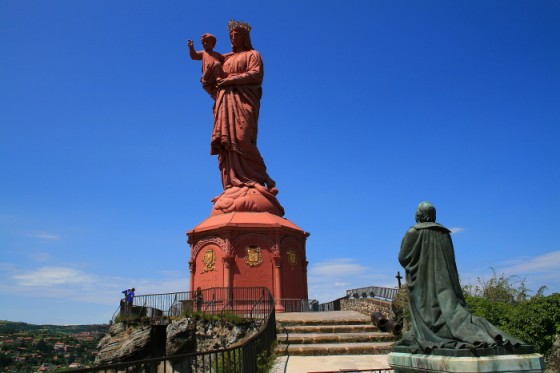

[341,298,393,319]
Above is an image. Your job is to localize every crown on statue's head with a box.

[228,20,252,32]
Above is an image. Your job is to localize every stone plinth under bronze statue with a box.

[186,20,309,310]
[388,202,544,373]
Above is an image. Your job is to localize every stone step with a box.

[277,319,371,327]
[277,331,394,344]
[274,341,394,356]
[275,311,371,326]
[279,324,378,334]
[274,311,397,358]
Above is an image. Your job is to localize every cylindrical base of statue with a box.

[186,212,309,311]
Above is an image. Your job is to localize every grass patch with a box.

[183,311,247,325]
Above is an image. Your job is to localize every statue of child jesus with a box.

[187,33,229,99]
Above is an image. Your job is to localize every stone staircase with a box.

[275,311,396,356]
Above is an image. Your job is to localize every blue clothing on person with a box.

[127,289,134,303]
[122,288,135,304]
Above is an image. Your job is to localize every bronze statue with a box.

[188,20,283,216]
[395,202,531,356]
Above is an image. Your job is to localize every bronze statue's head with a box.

[200,33,217,50]
[228,20,253,52]
[415,201,436,223]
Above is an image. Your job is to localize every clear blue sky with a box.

[1,1,559,325]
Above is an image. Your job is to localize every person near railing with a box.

[196,287,203,312]
[122,287,135,314]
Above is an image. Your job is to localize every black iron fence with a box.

[346,285,399,301]
[315,286,398,312]
[115,287,273,323]
[278,298,317,312]
[317,300,340,312]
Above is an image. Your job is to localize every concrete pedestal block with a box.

[388,352,545,373]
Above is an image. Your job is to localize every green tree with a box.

[462,268,531,304]
[0,353,14,368]
[33,338,53,353]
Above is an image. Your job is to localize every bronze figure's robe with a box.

[396,222,530,355]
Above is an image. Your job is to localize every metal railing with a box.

[346,285,399,301]
[75,287,276,373]
[314,286,398,312]
[317,301,338,312]
[114,287,273,323]
[278,298,317,312]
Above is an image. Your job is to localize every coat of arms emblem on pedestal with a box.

[201,249,216,273]
[244,246,263,267]
[287,249,297,270]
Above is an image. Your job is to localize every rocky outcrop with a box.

[95,323,166,364]
[95,317,258,366]
[165,319,196,356]
[195,319,257,352]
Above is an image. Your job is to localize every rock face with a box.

[165,319,196,356]
[194,319,256,352]
[95,323,166,364]
[95,318,258,366]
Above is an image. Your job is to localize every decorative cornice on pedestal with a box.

[187,212,307,237]
[192,236,227,258]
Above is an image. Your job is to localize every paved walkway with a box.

[273,311,392,372]
[271,354,390,373]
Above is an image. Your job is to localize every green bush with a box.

[462,268,532,304]
[220,312,245,325]
[463,295,514,328]
[210,350,243,373]
[256,344,277,373]
[503,293,560,357]
[183,311,246,325]
[392,287,410,331]
[462,269,560,357]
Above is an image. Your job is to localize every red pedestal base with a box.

[187,212,309,309]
